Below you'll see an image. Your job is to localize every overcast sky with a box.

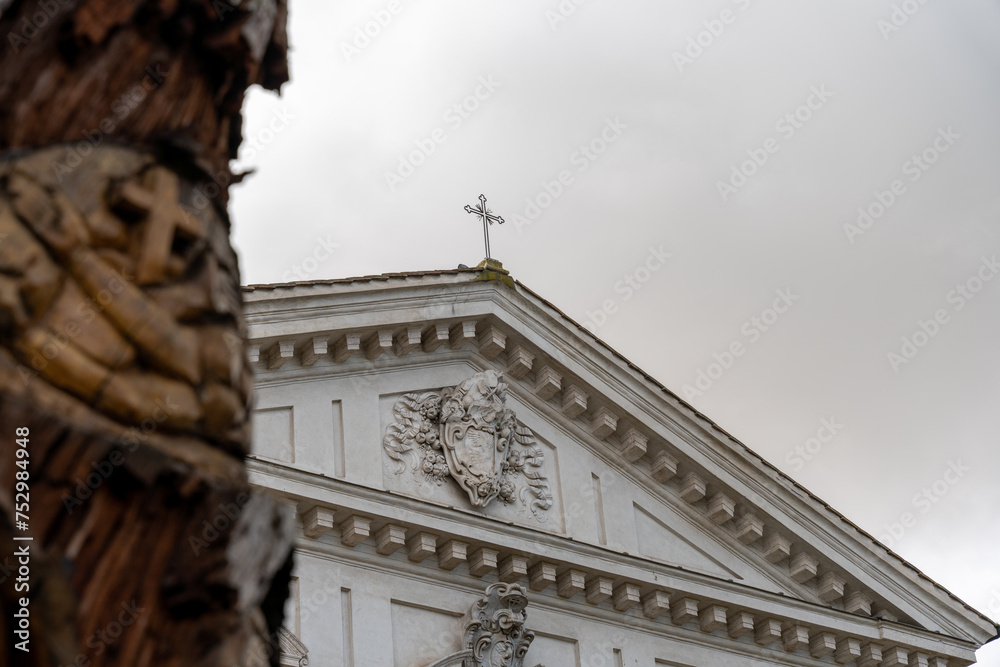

[230,0,1000,661]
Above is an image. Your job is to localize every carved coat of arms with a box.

[462,583,537,667]
[383,370,552,520]
[422,583,542,667]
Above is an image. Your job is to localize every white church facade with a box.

[241,261,996,666]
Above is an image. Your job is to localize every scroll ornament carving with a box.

[424,583,543,667]
[277,626,309,667]
[383,370,553,520]
[465,583,540,667]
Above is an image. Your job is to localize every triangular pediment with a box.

[243,269,995,662]
[632,502,744,581]
[373,365,802,599]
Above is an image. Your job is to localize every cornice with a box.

[250,459,979,666]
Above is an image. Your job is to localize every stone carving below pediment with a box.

[277,625,309,666]
[383,370,553,520]
[424,583,543,667]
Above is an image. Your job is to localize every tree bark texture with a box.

[0,1,294,666]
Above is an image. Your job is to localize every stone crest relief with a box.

[383,370,553,520]
[424,583,543,667]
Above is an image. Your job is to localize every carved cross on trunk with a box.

[112,167,205,285]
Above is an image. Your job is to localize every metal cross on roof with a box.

[464,194,504,260]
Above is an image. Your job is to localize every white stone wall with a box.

[283,550,817,667]
[252,359,819,665]
[243,278,989,667]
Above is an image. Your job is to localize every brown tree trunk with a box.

[0,1,294,665]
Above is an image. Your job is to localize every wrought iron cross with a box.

[465,194,504,260]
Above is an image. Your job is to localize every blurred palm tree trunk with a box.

[0,1,295,665]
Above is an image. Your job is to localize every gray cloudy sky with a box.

[230,0,1000,661]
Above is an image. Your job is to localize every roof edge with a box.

[239,266,998,640]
